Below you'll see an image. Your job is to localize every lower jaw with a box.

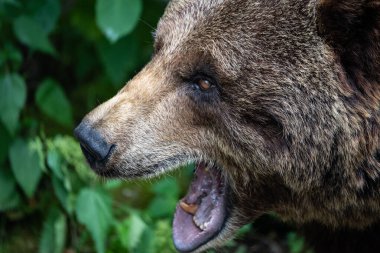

[172,162,228,252]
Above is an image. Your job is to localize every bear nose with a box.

[74,122,113,164]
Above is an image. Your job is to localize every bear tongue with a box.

[173,163,226,253]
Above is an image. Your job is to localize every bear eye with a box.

[187,76,219,103]
[186,74,218,98]
[198,79,212,90]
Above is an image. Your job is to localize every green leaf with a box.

[0,168,20,211]
[26,0,61,33]
[35,79,73,127]
[0,43,22,69]
[30,137,46,171]
[116,214,146,251]
[0,0,19,6]
[76,188,113,253]
[52,175,73,214]
[0,73,26,134]
[39,208,67,253]
[104,179,123,190]
[147,178,180,218]
[98,36,139,86]
[47,149,63,179]
[134,228,155,253]
[153,220,176,253]
[288,232,306,253]
[9,138,44,198]
[147,197,177,218]
[0,0,21,22]
[237,224,252,237]
[96,0,142,42]
[46,135,92,181]
[13,16,55,54]
[69,1,102,42]
[152,178,180,198]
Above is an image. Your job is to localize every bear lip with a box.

[173,162,227,252]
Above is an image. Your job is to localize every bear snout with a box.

[74,121,115,171]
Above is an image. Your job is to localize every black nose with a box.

[74,122,113,164]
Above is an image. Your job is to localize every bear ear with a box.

[317,0,380,84]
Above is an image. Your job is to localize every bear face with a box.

[75,0,380,252]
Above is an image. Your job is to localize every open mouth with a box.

[173,162,228,252]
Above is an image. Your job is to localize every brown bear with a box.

[74,0,380,252]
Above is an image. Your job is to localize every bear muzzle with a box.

[74,121,115,172]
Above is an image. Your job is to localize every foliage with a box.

[96,0,142,42]
[0,0,312,253]
[0,73,26,134]
[35,79,73,127]
[9,138,44,198]
[39,207,67,253]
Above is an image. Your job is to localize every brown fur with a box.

[79,0,380,252]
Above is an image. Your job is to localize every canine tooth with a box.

[193,217,206,231]
[193,216,199,225]
[180,201,198,215]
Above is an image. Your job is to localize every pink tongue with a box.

[172,163,226,252]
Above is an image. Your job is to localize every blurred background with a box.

[0,0,312,252]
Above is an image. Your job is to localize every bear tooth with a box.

[193,216,206,230]
[180,201,198,215]
[193,216,198,225]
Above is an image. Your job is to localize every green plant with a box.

[0,0,175,252]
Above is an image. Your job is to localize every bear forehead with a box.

[157,0,316,46]
[155,0,320,71]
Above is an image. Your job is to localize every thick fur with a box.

[80,1,380,252]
